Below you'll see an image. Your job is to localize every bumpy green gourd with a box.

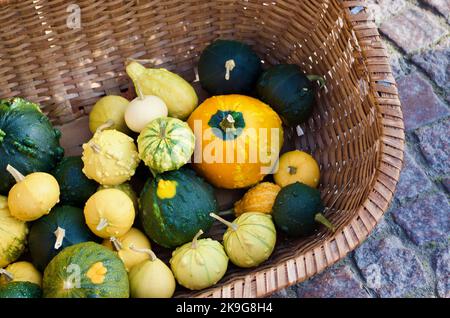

[126,60,198,120]
[170,230,228,290]
[211,212,276,268]
[0,281,42,298]
[82,129,140,186]
[0,98,64,195]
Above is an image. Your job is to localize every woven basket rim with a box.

[185,0,405,298]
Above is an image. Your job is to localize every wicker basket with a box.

[0,0,405,298]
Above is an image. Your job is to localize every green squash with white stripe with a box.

[137,117,195,174]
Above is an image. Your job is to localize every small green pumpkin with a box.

[0,98,64,195]
[43,242,129,298]
[52,156,98,207]
[272,182,334,236]
[198,40,262,95]
[29,206,96,271]
[256,64,322,126]
[0,281,42,298]
[137,117,195,174]
[140,168,218,248]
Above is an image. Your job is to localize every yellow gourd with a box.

[128,248,176,298]
[274,150,320,188]
[126,60,198,120]
[98,183,139,216]
[211,212,276,268]
[170,230,228,290]
[89,95,131,135]
[6,165,60,221]
[234,182,281,216]
[82,128,140,186]
[0,196,28,267]
[102,228,151,271]
[84,189,135,239]
[0,261,42,287]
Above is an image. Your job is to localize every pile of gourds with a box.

[0,39,335,298]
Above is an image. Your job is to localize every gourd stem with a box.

[288,166,297,175]
[96,119,115,133]
[126,58,154,66]
[0,269,14,281]
[135,81,145,100]
[6,164,25,183]
[314,213,335,232]
[224,59,236,80]
[210,213,238,231]
[307,75,326,89]
[191,230,204,249]
[129,245,157,262]
[89,142,102,154]
[110,237,123,251]
[54,226,66,250]
[96,218,109,231]
[219,114,236,131]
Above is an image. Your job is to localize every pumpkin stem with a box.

[191,230,204,249]
[288,166,297,175]
[210,212,238,231]
[314,213,335,232]
[224,59,236,80]
[6,164,25,183]
[54,226,66,250]
[129,245,157,262]
[96,218,109,231]
[110,237,123,251]
[307,75,326,89]
[96,119,115,133]
[219,114,237,135]
[0,269,14,281]
[134,81,145,100]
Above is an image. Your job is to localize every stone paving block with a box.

[380,7,448,53]
[392,192,450,246]
[416,119,450,175]
[296,264,371,298]
[397,73,449,131]
[443,178,450,193]
[412,39,450,91]
[434,247,450,298]
[270,286,297,298]
[395,151,433,202]
[354,235,428,297]
[367,0,407,25]
[421,0,450,21]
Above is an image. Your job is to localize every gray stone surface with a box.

[434,247,450,298]
[421,0,450,21]
[416,119,450,175]
[296,264,371,298]
[354,236,428,297]
[412,39,450,91]
[367,0,407,25]
[397,73,449,131]
[392,192,450,246]
[380,7,448,53]
[395,151,433,202]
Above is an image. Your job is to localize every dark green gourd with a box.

[0,98,64,194]
[198,39,262,95]
[0,281,42,298]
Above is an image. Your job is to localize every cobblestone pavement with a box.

[273,0,449,298]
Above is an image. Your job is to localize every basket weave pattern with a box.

[0,0,405,297]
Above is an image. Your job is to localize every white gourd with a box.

[125,95,168,133]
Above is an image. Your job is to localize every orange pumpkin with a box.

[187,95,283,189]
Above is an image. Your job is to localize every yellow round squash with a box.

[84,189,135,239]
[170,230,228,290]
[98,183,139,216]
[89,95,131,135]
[234,182,281,216]
[0,196,28,267]
[102,228,151,271]
[274,150,320,188]
[6,165,60,221]
[187,95,283,189]
[82,129,140,186]
[0,261,42,287]
[128,248,176,298]
[211,212,276,268]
